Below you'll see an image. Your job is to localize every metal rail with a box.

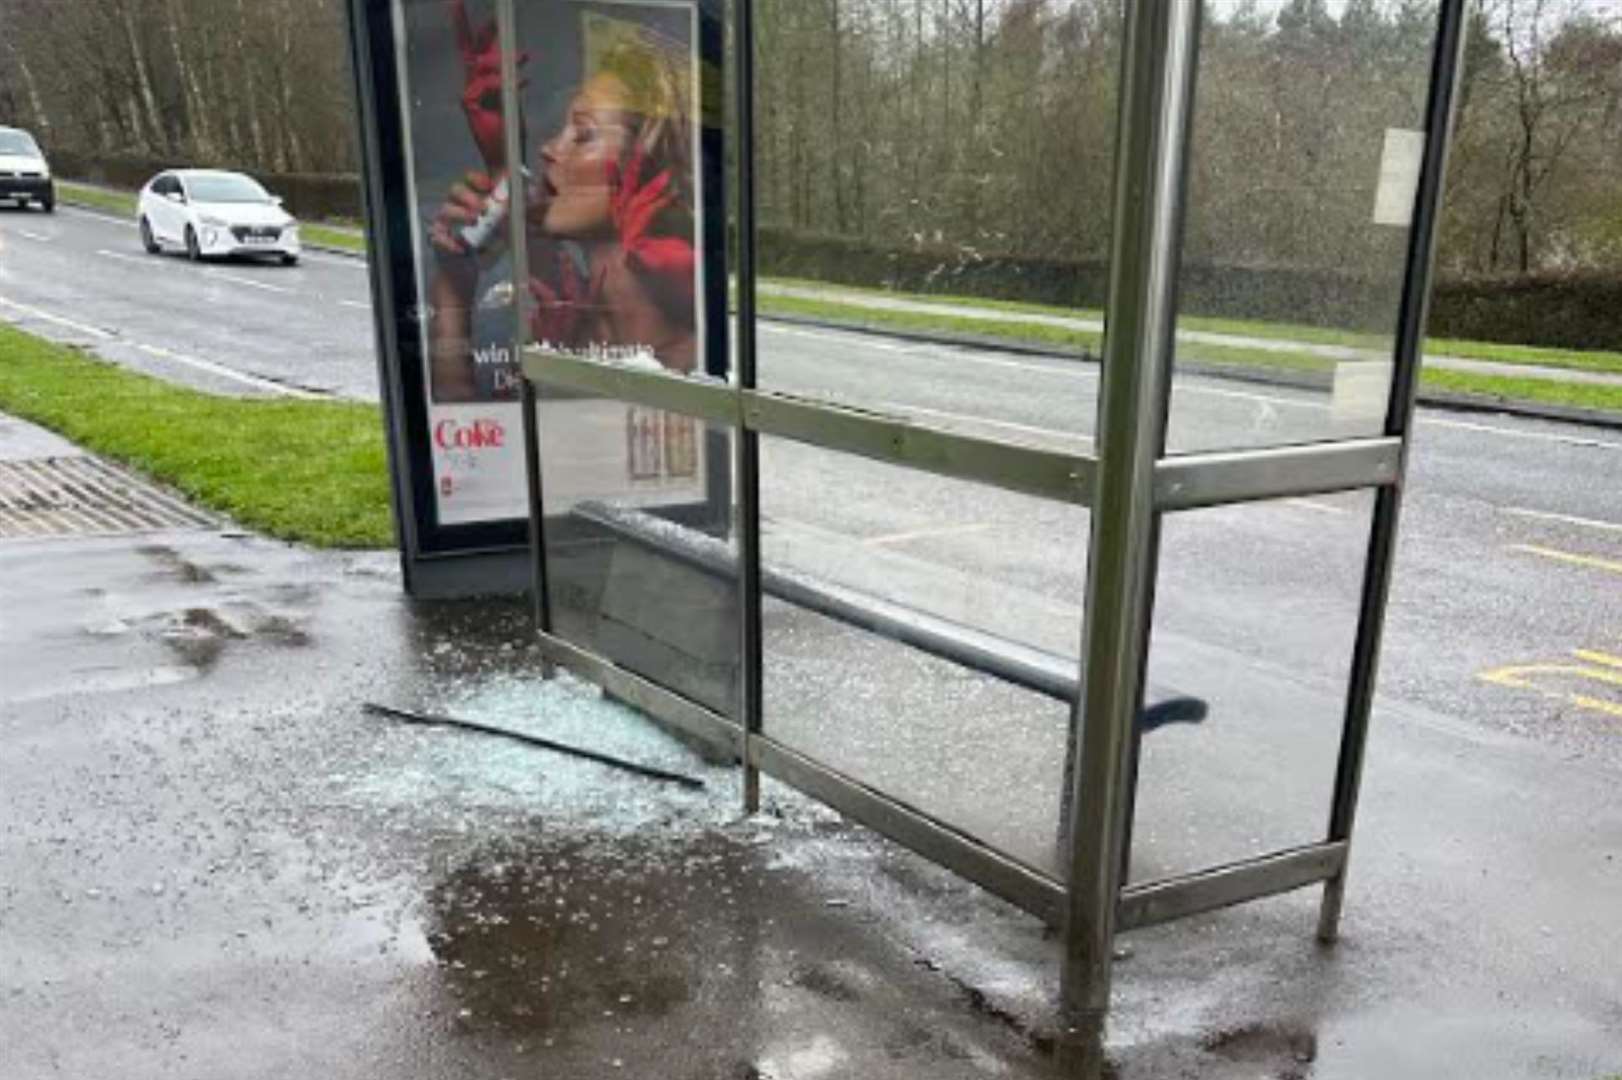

[572,500,1082,701]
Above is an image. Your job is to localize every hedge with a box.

[52,152,362,222]
[1429,272,1622,353]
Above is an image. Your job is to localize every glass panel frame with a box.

[495,0,1474,1071]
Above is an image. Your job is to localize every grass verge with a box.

[761,276,1622,377]
[301,223,365,252]
[0,323,392,548]
[56,180,135,216]
[762,288,1622,410]
[1419,367,1622,414]
[760,289,1621,413]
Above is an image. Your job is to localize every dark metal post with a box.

[733,0,765,807]
[1060,1,1201,1074]
[1319,0,1470,943]
[340,0,421,588]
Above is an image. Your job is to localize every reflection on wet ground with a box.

[425,832,754,1039]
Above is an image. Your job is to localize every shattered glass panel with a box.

[759,435,1086,876]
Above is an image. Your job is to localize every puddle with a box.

[136,543,218,584]
[423,829,773,1039]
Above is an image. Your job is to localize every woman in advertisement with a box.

[426,1,699,402]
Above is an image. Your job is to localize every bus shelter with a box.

[347,0,1469,1072]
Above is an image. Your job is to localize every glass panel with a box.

[760,436,1087,875]
[1168,2,1442,453]
[537,401,739,721]
[1128,490,1375,883]
[753,1,1119,434]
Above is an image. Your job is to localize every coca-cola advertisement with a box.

[391,0,719,527]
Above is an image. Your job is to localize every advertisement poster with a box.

[392,0,718,527]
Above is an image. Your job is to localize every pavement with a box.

[4,407,1622,1079]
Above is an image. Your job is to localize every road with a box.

[2,203,1619,876]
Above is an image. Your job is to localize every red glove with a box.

[528,252,598,347]
[451,0,528,171]
[607,148,695,316]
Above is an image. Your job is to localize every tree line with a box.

[0,0,356,175]
[2,0,1619,279]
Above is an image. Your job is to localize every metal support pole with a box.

[733,0,765,810]
[1059,1,1201,1074]
[499,0,553,641]
[1319,0,1470,944]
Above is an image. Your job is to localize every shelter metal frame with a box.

[509,0,1470,1071]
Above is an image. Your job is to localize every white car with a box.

[0,125,54,212]
[137,169,301,265]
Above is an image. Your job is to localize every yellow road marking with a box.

[1479,649,1622,722]
[1479,663,1622,690]
[1571,694,1622,720]
[1510,544,1622,576]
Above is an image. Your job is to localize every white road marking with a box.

[99,249,295,295]
[62,206,137,228]
[1501,506,1622,534]
[901,349,1102,379]
[15,228,50,242]
[205,270,292,294]
[0,292,317,399]
[864,522,998,547]
[770,325,1104,379]
[131,343,321,398]
[0,295,114,339]
[338,299,371,310]
[873,400,1093,446]
[1419,416,1622,451]
[761,322,917,353]
[96,249,153,267]
[1288,498,1350,515]
[1170,381,1325,410]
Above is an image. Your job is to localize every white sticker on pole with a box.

[1372,128,1426,227]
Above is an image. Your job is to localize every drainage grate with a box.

[0,456,217,538]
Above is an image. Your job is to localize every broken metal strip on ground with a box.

[0,455,216,538]
[361,702,706,789]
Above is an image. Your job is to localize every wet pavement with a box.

[3,418,1621,1079]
